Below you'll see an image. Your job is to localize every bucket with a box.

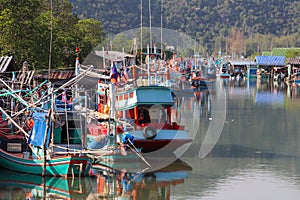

[23,152,30,159]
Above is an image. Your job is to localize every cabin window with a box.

[129,92,134,98]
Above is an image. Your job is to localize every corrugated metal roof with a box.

[262,52,272,56]
[0,56,13,72]
[229,59,256,66]
[34,70,75,80]
[272,48,300,56]
[286,58,300,65]
[255,56,285,66]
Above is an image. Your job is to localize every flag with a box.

[110,65,120,84]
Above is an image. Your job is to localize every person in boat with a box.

[138,108,151,125]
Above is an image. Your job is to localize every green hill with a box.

[69,0,300,54]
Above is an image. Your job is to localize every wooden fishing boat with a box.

[0,110,92,177]
[95,81,192,154]
[216,61,232,79]
[0,76,94,177]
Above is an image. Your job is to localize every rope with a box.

[126,139,151,167]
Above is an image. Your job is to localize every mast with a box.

[48,0,53,80]
[160,0,163,56]
[149,0,152,50]
[140,0,143,64]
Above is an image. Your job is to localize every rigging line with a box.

[149,0,152,49]
[140,0,143,63]
[48,0,53,80]
[161,0,163,53]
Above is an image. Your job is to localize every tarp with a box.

[28,112,51,148]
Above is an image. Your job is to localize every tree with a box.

[0,0,104,69]
[226,27,245,58]
[0,0,43,68]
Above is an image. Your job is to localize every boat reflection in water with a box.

[0,167,92,199]
[88,159,192,199]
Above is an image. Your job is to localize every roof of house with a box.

[229,59,256,66]
[286,58,300,65]
[262,52,272,56]
[255,56,285,66]
[34,70,75,80]
[272,48,300,56]
[0,56,13,72]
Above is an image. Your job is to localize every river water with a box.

[1,77,300,200]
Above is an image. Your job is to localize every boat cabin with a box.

[96,84,183,130]
[116,86,174,128]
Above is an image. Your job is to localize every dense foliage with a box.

[1,0,299,69]
[0,0,103,69]
[70,0,300,58]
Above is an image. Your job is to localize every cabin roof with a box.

[94,50,135,62]
[116,86,174,110]
[255,56,285,66]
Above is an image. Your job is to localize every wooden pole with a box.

[42,108,52,176]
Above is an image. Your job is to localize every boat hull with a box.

[126,129,192,153]
[134,138,193,153]
[0,149,92,177]
[217,73,231,78]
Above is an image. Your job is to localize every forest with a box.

[70,0,300,58]
[0,0,299,69]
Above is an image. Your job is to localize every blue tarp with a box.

[28,112,51,148]
[255,56,285,66]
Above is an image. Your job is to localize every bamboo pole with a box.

[42,108,52,176]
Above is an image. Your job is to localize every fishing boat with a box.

[215,58,233,79]
[0,75,93,177]
[0,109,92,177]
[0,167,92,199]
[217,62,231,79]
[95,79,192,154]
[74,42,192,155]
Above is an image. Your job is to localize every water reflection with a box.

[1,78,300,199]
[0,167,92,199]
[88,159,192,199]
[176,77,300,199]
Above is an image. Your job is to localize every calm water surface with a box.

[1,77,300,200]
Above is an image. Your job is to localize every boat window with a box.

[129,92,134,98]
